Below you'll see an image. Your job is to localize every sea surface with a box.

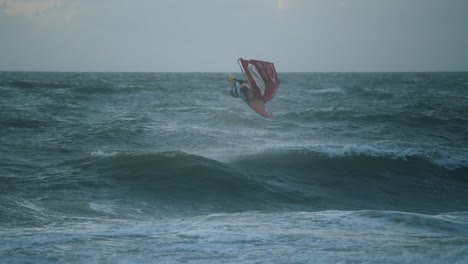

[1,71,468,263]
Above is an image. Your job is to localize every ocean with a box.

[1,71,468,263]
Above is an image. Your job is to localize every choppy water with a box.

[1,72,468,263]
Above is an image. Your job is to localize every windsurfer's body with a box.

[229,76,255,101]
[227,59,278,118]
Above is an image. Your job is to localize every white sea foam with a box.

[120,117,137,121]
[308,87,345,94]
[215,141,468,170]
[2,211,467,263]
[91,150,118,158]
[15,200,44,212]
[313,143,468,170]
[89,202,116,215]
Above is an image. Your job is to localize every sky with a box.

[0,0,467,72]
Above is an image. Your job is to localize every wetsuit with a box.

[230,80,252,100]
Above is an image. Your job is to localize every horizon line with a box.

[1,70,468,74]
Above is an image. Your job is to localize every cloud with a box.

[0,0,77,21]
[0,0,59,16]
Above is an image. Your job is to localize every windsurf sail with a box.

[238,58,280,103]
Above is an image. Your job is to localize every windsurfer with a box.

[228,76,255,101]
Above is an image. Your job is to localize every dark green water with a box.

[1,72,468,263]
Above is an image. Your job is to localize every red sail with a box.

[239,59,280,103]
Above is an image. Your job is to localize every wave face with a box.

[1,148,467,227]
[1,72,468,263]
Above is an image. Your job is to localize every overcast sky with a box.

[1,0,467,72]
